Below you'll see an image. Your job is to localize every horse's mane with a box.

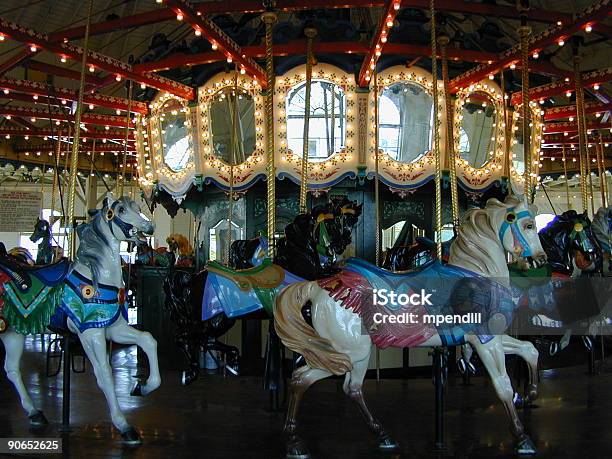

[167,233,193,256]
[75,212,111,289]
[450,196,518,276]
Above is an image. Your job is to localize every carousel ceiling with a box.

[0,0,609,182]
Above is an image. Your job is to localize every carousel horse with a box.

[163,199,362,386]
[0,195,159,445]
[30,218,57,265]
[274,195,547,456]
[166,233,195,267]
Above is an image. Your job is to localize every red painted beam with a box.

[0,127,134,141]
[511,68,612,105]
[0,78,148,114]
[52,0,573,43]
[449,0,611,92]
[134,40,496,73]
[543,135,611,145]
[358,0,402,87]
[543,120,611,135]
[25,60,104,86]
[0,106,133,128]
[0,49,33,76]
[0,17,194,99]
[164,0,267,86]
[544,102,612,121]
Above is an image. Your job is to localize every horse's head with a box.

[539,210,602,273]
[334,199,363,253]
[310,204,338,259]
[99,194,155,244]
[492,195,547,268]
[29,218,51,243]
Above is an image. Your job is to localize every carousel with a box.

[0,0,610,457]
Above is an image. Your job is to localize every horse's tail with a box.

[274,281,352,375]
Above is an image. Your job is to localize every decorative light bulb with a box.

[176,12,183,21]
[115,75,122,81]
[30,45,37,52]
[60,56,67,63]
[585,25,592,33]
[195,29,201,36]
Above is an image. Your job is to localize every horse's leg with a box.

[501,335,539,405]
[468,335,536,455]
[75,325,140,444]
[284,366,332,459]
[104,316,161,396]
[0,329,47,425]
[343,353,398,450]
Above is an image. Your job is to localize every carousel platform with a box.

[1,336,611,458]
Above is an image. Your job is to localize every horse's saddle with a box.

[206,258,286,292]
[0,243,70,292]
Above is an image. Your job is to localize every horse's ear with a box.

[102,192,116,209]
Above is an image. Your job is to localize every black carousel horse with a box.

[164,198,362,386]
[30,218,57,265]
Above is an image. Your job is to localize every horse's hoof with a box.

[181,370,198,386]
[525,384,538,404]
[468,361,477,375]
[226,364,239,376]
[377,433,399,451]
[286,435,310,459]
[457,357,467,374]
[516,437,537,455]
[582,336,593,351]
[130,382,143,397]
[549,342,558,356]
[29,410,48,426]
[121,427,142,446]
[513,392,524,409]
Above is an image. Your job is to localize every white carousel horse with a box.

[0,195,160,444]
[592,206,611,274]
[274,195,547,457]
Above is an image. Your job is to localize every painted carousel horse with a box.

[274,195,548,456]
[0,195,159,445]
[163,199,362,385]
[30,218,57,265]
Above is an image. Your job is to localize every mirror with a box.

[159,99,190,172]
[458,92,496,168]
[286,80,345,161]
[378,81,433,162]
[209,87,256,165]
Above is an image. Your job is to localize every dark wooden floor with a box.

[1,337,612,458]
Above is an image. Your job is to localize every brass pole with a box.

[299,28,317,213]
[226,71,239,264]
[262,11,277,260]
[518,24,532,200]
[439,34,459,228]
[50,131,61,219]
[67,0,94,258]
[573,53,589,213]
[561,145,571,210]
[586,142,596,215]
[373,73,381,267]
[597,134,608,208]
[120,80,133,196]
[500,71,511,179]
[430,0,442,260]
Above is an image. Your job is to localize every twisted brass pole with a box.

[50,131,61,218]
[226,71,239,264]
[439,35,459,229]
[597,133,608,208]
[430,0,442,260]
[518,25,532,200]
[500,71,511,178]
[120,80,133,196]
[299,28,316,213]
[262,11,277,259]
[573,54,589,213]
[373,73,381,267]
[67,0,94,258]
[586,142,596,214]
[561,145,571,210]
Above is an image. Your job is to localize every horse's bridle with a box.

[498,207,534,257]
[105,201,135,240]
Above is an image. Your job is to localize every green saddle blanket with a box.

[0,274,64,335]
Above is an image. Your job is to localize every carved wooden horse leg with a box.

[501,335,539,404]
[342,350,397,450]
[104,316,161,396]
[284,366,332,458]
[467,335,536,454]
[1,329,47,425]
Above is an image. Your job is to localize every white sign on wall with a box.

[0,191,42,232]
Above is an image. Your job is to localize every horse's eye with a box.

[525,223,534,230]
[118,207,125,213]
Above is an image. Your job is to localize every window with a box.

[209,219,244,261]
[286,80,346,161]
